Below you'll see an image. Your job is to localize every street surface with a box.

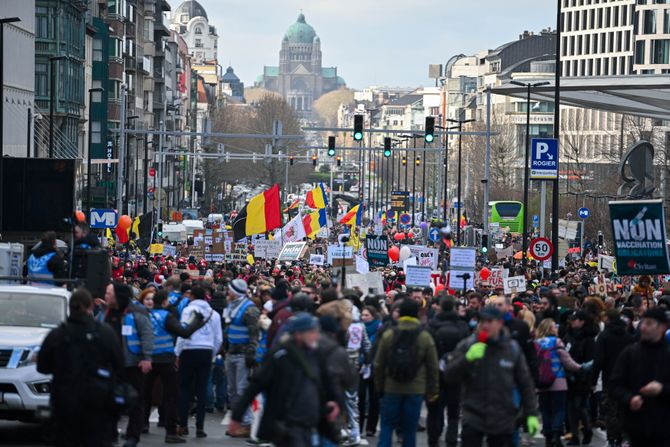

[0,414,607,446]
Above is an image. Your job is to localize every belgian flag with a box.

[232,184,282,241]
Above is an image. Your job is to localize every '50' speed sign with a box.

[529,237,553,261]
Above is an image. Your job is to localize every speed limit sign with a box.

[529,237,553,261]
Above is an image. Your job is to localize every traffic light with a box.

[425,116,435,143]
[415,156,421,166]
[481,234,489,254]
[328,136,336,156]
[336,156,342,167]
[312,155,317,166]
[402,156,407,166]
[597,231,604,247]
[353,115,364,141]
[157,222,163,238]
[384,137,392,157]
[289,156,294,166]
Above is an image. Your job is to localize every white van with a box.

[182,219,204,236]
[162,223,187,242]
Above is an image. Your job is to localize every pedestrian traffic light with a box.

[402,156,407,166]
[289,156,294,166]
[157,222,163,238]
[425,116,435,143]
[353,115,364,141]
[598,231,604,247]
[328,136,336,156]
[481,234,489,254]
[312,155,317,166]
[384,137,392,157]
[415,156,421,166]
[336,156,342,167]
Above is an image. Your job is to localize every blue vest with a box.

[177,297,189,317]
[538,336,565,379]
[123,312,142,355]
[168,291,181,306]
[27,252,56,282]
[256,330,268,363]
[149,309,174,355]
[226,299,254,345]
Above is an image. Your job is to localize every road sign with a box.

[578,207,590,219]
[529,237,553,261]
[533,215,539,223]
[90,209,119,229]
[149,167,156,177]
[428,228,440,242]
[530,138,559,180]
[386,209,395,220]
[399,213,411,225]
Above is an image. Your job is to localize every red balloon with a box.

[118,214,132,230]
[393,232,406,241]
[388,246,400,262]
[479,267,491,281]
[434,284,445,295]
[75,210,86,223]
[407,232,414,239]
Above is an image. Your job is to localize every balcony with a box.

[124,55,137,72]
[109,62,124,80]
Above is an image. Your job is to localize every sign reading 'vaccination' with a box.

[609,199,670,275]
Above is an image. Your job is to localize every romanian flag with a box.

[339,204,362,227]
[305,183,328,209]
[232,184,282,241]
[303,209,327,239]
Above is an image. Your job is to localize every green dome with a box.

[284,13,317,44]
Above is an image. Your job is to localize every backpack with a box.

[535,340,558,390]
[386,327,422,382]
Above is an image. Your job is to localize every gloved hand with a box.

[465,342,487,363]
[581,360,593,371]
[527,415,540,437]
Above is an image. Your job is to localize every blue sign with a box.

[429,228,441,242]
[386,209,395,220]
[578,207,590,219]
[399,213,411,225]
[533,215,539,223]
[530,138,559,180]
[90,209,119,229]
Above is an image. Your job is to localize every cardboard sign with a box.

[255,240,282,259]
[365,235,389,268]
[346,272,385,294]
[409,245,439,270]
[278,242,308,262]
[448,269,475,290]
[355,255,370,274]
[149,243,164,255]
[489,268,509,288]
[405,265,432,288]
[327,244,353,265]
[450,247,477,269]
[503,276,527,295]
[598,254,616,273]
[309,254,325,266]
[162,244,177,257]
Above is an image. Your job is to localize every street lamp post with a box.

[0,17,21,233]
[124,115,139,215]
[447,118,475,246]
[49,55,67,158]
[86,87,104,215]
[511,80,550,266]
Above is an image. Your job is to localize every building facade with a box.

[256,13,345,116]
[170,0,217,64]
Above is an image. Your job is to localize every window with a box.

[195,27,202,35]
[91,122,102,144]
[605,7,611,27]
[598,8,603,28]
[636,40,646,64]
[603,57,609,75]
[665,10,670,33]
[93,39,103,61]
[35,63,48,97]
[609,32,615,52]
[652,39,670,63]
[644,9,657,34]
[585,34,591,54]
[195,38,203,48]
[36,6,49,38]
[577,35,583,54]
[109,38,122,59]
[614,6,619,26]
[625,31,631,51]
[612,56,618,74]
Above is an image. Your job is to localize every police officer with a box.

[27,231,66,284]
[38,288,123,447]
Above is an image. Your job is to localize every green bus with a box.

[489,201,524,233]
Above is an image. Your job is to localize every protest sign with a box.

[309,254,325,266]
[405,265,432,288]
[254,240,282,259]
[149,244,164,255]
[448,269,475,290]
[488,268,509,288]
[503,276,527,294]
[409,245,439,270]
[365,235,389,268]
[162,244,176,257]
[277,242,308,262]
[327,244,353,265]
[449,247,477,269]
[355,255,370,273]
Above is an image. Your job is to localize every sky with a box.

[168,0,558,89]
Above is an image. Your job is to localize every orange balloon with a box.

[118,214,132,230]
[75,210,86,223]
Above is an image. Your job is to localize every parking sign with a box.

[530,138,559,180]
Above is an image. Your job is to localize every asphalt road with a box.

[0,413,608,446]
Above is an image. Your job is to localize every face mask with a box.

[469,319,477,329]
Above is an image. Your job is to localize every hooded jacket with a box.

[175,299,222,357]
[121,302,154,367]
[426,311,470,357]
[444,331,539,435]
[564,323,598,391]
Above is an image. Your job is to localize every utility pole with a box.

[482,88,492,249]
[552,0,563,272]
[116,85,127,213]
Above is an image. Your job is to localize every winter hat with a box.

[228,279,248,298]
[287,312,319,333]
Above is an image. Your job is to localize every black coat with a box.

[231,336,347,443]
[610,338,670,440]
[37,315,123,412]
[426,311,470,357]
[505,317,539,384]
[592,319,634,389]
[564,324,598,392]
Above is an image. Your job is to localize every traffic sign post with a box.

[90,209,119,229]
[530,138,559,180]
[529,237,553,262]
[428,227,440,242]
[578,207,589,257]
[578,207,590,219]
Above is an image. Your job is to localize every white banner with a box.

[448,269,475,290]
[405,265,432,288]
[450,247,477,269]
[254,240,282,259]
[409,245,439,270]
[309,254,325,266]
[280,212,306,243]
[503,276,527,295]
